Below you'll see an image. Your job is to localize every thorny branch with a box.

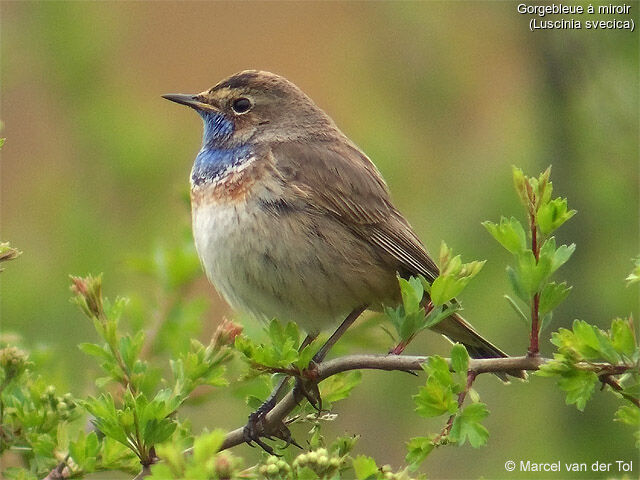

[218,354,548,452]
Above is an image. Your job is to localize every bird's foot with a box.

[243,396,279,454]
[293,363,322,411]
[242,391,303,454]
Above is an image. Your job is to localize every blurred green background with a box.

[1,1,638,478]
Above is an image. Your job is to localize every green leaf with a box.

[406,436,435,471]
[506,266,529,303]
[512,166,529,207]
[615,405,640,425]
[235,320,301,369]
[119,331,145,371]
[399,276,424,314]
[514,249,549,295]
[573,320,620,363]
[557,369,598,411]
[449,403,489,447]
[330,434,359,457]
[539,282,572,316]
[294,341,321,371]
[414,377,456,417]
[430,276,462,306]
[0,242,22,267]
[534,237,575,280]
[550,242,576,274]
[148,464,176,479]
[352,455,378,480]
[610,317,637,357]
[78,342,112,362]
[504,295,529,325]
[625,256,640,286]
[535,166,553,208]
[320,371,362,404]
[450,344,469,374]
[431,258,485,306]
[537,197,576,234]
[550,320,620,363]
[193,429,225,465]
[423,304,463,330]
[482,217,527,254]
[414,357,457,417]
[3,468,38,480]
[423,355,454,387]
[142,418,177,445]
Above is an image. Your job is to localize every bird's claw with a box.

[293,377,322,411]
[243,403,302,454]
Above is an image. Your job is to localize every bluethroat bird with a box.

[164,70,524,451]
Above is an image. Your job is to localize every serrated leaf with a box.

[610,318,637,357]
[449,403,489,447]
[193,429,225,464]
[547,240,576,275]
[557,369,598,411]
[537,197,576,234]
[414,358,457,418]
[406,436,435,471]
[423,355,454,387]
[512,166,529,207]
[450,344,469,374]
[431,260,485,306]
[515,249,549,295]
[615,405,640,426]
[352,455,378,480]
[320,371,362,404]
[430,276,461,306]
[482,217,527,254]
[414,377,456,417]
[399,276,424,314]
[78,342,112,361]
[539,282,572,316]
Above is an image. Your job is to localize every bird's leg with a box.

[293,305,368,410]
[243,333,317,453]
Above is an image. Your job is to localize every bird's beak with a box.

[162,93,216,112]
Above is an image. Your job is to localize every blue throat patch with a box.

[191,111,253,186]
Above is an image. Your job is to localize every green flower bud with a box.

[266,464,278,474]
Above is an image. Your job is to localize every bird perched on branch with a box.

[163,70,524,450]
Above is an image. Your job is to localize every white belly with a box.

[192,186,399,333]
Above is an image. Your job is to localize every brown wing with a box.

[270,139,527,380]
[270,139,440,282]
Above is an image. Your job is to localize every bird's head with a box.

[163,70,334,150]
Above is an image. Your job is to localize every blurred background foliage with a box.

[1,1,638,478]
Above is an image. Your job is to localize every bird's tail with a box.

[431,312,527,382]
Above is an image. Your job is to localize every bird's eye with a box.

[231,97,252,114]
